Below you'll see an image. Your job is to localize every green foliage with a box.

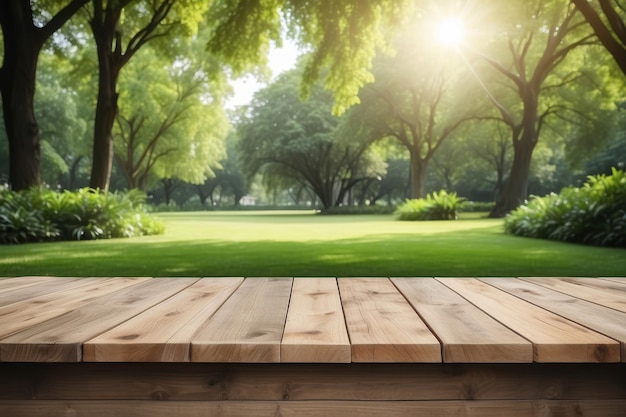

[395,190,462,221]
[115,43,228,190]
[0,188,164,244]
[237,68,384,210]
[0,191,60,244]
[504,169,626,247]
[346,4,483,199]
[206,0,413,113]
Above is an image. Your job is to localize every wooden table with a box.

[0,277,625,416]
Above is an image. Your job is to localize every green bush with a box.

[0,187,165,244]
[395,190,462,221]
[504,168,626,247]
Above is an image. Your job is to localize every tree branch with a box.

[38,0,89,43]
[572,0,626,75]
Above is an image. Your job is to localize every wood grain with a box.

[281,278,350,363]
[522,277,626,312]
[0,277,89,308]
[438,278,620,362]
[338,278,441,362]
[1,400,625,417]
[601,277,626,284]
[481,278,626,362]
[83,278,244,362]
[0,276,55,293]
[4,362,624,401]
[0,278,145,341]
[191,278,293,362]
[0,278,199,362]
[392,278,532,363]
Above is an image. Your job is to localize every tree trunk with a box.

[409,153,428,199]
[490,137,536,218]
[68,155,85,190]
[0,8,42,190]
[196,185,208,208]
[89,20,120,192]
[1,0,88,191]
[161,178,175,205]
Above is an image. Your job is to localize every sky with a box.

[226,40,301,109]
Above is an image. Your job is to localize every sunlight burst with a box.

[436,17,466,46]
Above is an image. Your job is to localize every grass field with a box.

[0,211,624,277]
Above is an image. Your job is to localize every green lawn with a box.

[0,210,624,277]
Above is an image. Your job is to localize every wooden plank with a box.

[481,278,626,362]
[0,276,56,293]
[5,362,624,401]
[2,400,625,417]
[191,278,293,362]
[601,277,626,284]
[392,278,532,363]
[83,278,244,362]
[578,277,626,291]
[0,278,146,340]
[542,277,626,309]
[0,277,91,308]
[281,278,350,363]
[338,278,441,362]
[522,277,626,312]
[438,278,620,362]
[0,278,199,362]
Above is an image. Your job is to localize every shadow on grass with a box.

[2,227,625,277]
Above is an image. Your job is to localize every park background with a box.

[1,0,625,277]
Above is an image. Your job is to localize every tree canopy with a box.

[206,0,413,114]
[347,7,483,198]
[2,0,626,217]
[237,68,385,210]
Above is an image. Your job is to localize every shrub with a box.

[504,168,626,247]
[395,190,462,221]
[0,187,165,244]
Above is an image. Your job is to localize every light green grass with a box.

[0,211,624,277]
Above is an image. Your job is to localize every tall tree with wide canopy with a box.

[86,0,210,191]
[345,8,481,199]
[0,0,88,190]
[466,0,595,217]
[238,69,385,210]
[113,38,227,191]
[3,0,413,191]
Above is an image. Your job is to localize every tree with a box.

[466,0,595,217]
[237,69,384,210]
[572,0,626,76]
[0,0,88,190]
[113,45,227,191]
[2,0,413,191]
[206,0,413,114]
[463,121,513,202]
[350,158,410,206]
[347,13,481,198]
[86,0,209,191]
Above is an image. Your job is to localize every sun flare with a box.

[436,17,466,46]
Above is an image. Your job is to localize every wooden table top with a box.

[0,277,624,364]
